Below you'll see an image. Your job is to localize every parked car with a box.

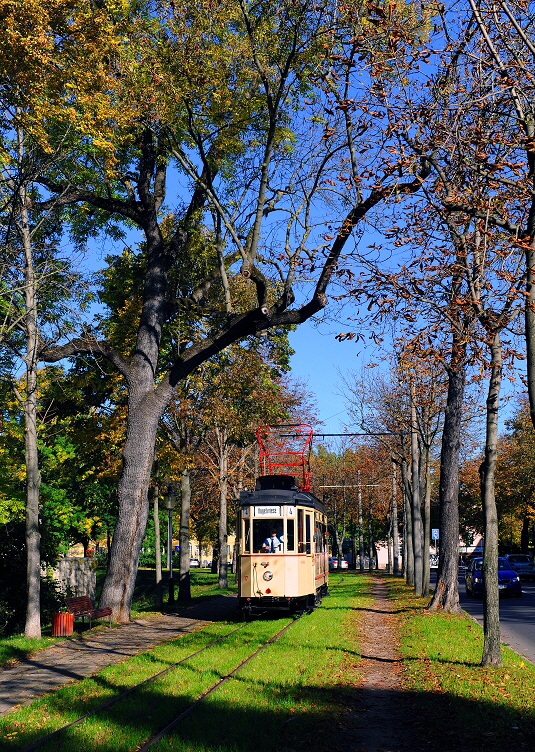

[329,557,348,570]
[189,558,200,568]
[465,557,522,598]
[503,553,535,581]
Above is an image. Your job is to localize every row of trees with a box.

[3,0,535,669]
[0,0,435,632]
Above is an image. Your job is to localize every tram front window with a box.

[253,519,284,553]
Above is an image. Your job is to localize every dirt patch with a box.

[339,575,461,752]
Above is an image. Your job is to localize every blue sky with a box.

[288,318,381,435]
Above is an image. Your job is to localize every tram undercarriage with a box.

[239,583,329,619]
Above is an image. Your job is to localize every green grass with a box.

[0,570,238,669]
[0,574,371,752]
[0,636,61,668]
[104,568,238,617]
[150,575,371,752]
[386,575,535,752]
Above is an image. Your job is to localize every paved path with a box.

[341,576,461,752]
[0,596,238,717]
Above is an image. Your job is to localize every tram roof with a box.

[239,475,327,514]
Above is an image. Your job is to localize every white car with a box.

[503,554,535,581]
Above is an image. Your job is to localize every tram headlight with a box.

[263,571,273,581]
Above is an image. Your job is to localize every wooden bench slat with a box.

[65,596,112,627]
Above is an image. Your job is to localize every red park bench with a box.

[65,596,113,629]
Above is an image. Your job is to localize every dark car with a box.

[465,557,522,598]
[503,554,535,581]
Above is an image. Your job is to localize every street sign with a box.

[432,529,439,540]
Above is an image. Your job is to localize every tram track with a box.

[137,619,295,751]
[20,616,300,752]
[20,621,246,752]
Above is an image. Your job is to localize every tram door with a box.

[297,509,314,594]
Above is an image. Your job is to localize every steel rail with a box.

[21,621,247,752]
[138,619,296,751]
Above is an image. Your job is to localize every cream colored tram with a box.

[238,474,329,618]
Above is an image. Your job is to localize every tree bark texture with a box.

[217,429,229,590]
[19,175,41,640]
[525,240,535,431]
[99,394,160,621]
[410,385,424,596]
[152,461,162,609]
[422,445,432,597]
[428,345,465,613]
[391,460,400,575]
[401,457,415,586]
[368,496,374,571]
[179,469,192,601]
[358,471,365,572]
[481,332,503,667]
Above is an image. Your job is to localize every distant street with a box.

[432,571,535,664]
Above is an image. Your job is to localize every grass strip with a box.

[386,575,535,752]
[128,570,238,617]
[0,574,370,752]
[149,574,372,752]
[0,618,254,751]
[0,638,60,669]
[0,571,237,669]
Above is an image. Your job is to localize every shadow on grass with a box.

[8,668,534,752]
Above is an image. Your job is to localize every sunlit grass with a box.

[386,575,535,752]
[0,570,238,670]
[0,574,370,752]
[150,576,370,752]
[0,636,60,668]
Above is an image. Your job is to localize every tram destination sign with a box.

[255,506,281,517]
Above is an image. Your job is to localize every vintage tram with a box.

[237,425,329,619]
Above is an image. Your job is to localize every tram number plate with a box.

[255,506,281,517]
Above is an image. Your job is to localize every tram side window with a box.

[252,519,284,552]
[243,519,251,553]
[314,520,324,553]
[305,513,311,554]
[286,519,295,551]
[298,509,304,552]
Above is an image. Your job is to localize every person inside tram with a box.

[262,530,283,552]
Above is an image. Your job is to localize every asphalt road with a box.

[456,571,535,664]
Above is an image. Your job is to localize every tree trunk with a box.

[387,517,393,573]
[411,384,424,596]
[401,456,414,586]
[525,240,535,431]
[19,163,41,639]
[521,514,530,554]
[179,469,191,601]
[358,471,365,572]
[100,399,160,622]
[481,331,503,667]
[392,460,400,575]
[217,429,229,589]
[368,497,374,571]
[153,461,162,609]
[15,122,42,639]
[421,444,432,597]
[428,340,466,613]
